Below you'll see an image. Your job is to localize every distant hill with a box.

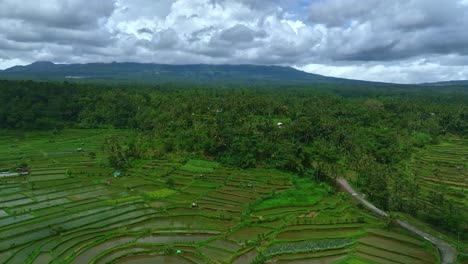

[0,61,380,85]
[2,62,467,90]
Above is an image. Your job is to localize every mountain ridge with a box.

[0,61,384,85]
[1,61,467,86]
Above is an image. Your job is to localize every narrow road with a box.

[336,177,457,264]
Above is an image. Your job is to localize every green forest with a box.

[1,79,466,241]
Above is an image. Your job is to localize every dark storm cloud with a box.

[151,29,180,49]
[0,0,116,61]
[0,37,39,51]
[0,21,113,47]
[0,0,117,65]
[308,0,468,62]
[137,28,153,35]
[309,0,462,30]
[0,0,116,29]
[218,24,267,43]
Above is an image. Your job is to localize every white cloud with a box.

[0,0,467,83]
[0,58,27,69]
[298,57,468,84]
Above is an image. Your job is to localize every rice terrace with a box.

[0,129,463,263]
[1,1,468,263]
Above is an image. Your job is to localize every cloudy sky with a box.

[1,0,468,83]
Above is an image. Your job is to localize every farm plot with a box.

[0,130,440,264]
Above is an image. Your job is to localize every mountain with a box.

[0,61,380,85]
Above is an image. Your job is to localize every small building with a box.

[246,183,253,189]
[277,122,284,128]
[113,171,122,177]
[192,202,199,208]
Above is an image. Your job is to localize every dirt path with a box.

[336,177,457,264]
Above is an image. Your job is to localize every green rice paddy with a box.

[0,130,439,263]
[410,138,467,230]
[406,137,467,261]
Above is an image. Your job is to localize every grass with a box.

[253,178,327,210]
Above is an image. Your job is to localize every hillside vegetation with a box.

[0,79,467,262]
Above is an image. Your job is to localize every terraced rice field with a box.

[0,130,439,263]
[410,138,467,231]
